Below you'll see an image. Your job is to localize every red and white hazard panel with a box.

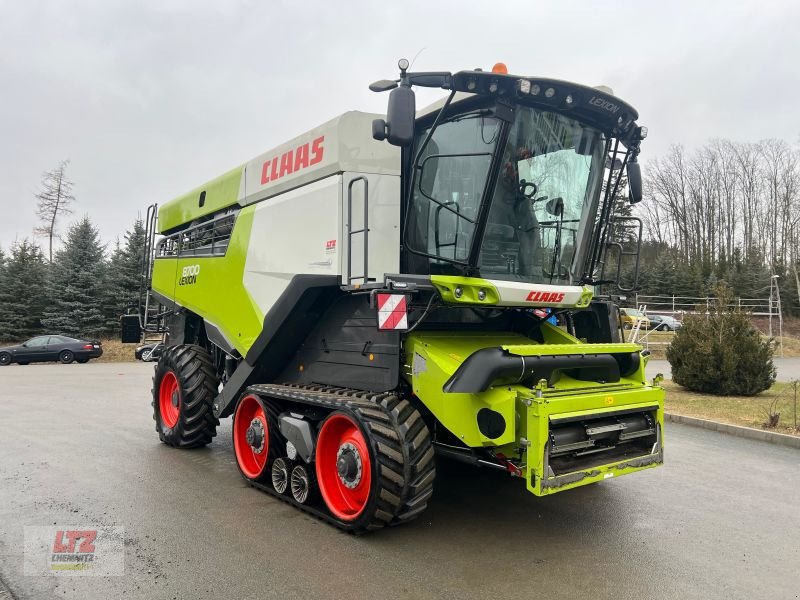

[376,293,408,330]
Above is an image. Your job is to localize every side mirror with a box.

[627,160,643,204]
[546,197,564,217]
[378,85,415,147]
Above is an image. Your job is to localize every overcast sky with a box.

[1,0,798,249]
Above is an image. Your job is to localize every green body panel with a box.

[430,276,502,305]
[522,385,663,495]
[157,166,244,234]
[404,322,664,495]
[151,206,263,355]
[405,332,532,447]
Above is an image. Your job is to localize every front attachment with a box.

[526,397,663,495]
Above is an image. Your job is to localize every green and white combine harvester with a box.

[124,61,664,532]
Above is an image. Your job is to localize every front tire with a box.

[59,350,74,364]
[152,345,219,448]
[0,352,11,366]
[77,359,89,364]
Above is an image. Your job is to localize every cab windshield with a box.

[406,104,605,285]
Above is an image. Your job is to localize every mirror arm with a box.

[407,72,453,89]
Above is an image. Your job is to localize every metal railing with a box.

[156,212,237,258]
[633,294,780,317]
[626,293,785,356]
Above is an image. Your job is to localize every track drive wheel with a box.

[152,345,219,448]
[316,413,372,521]
[315,398,435,532]
[233,394,282,482]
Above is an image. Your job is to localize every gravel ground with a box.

[1,362,799,600]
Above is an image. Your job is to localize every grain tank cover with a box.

[241,111,400,206]
[158,111,400,233]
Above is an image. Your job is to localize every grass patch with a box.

[96,339,140,363]
[774,335,800,358]
[664,380,800,436]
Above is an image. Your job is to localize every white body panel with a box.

[242,171,401,316]
[486,279,589,307]
[243,176,343,313]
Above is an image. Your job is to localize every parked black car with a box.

[135,342,163,362]
[0,335,103,365]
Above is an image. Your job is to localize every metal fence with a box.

[628,293,785,356]
[632,294,779,317]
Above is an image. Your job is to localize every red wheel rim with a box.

[234,395,270,479]
[316,413,372,521]
[159,371,180,429]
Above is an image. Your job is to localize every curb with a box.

[665,413,800,449]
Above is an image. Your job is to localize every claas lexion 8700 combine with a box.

[123,60,664,532]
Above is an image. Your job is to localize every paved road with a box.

[1,363,799,600]
[647,357,800,382]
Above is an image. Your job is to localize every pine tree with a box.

[0,246,6,338]
[667,284,775,395]
[41,217,107,338]
[0,239,48,340]
[610,174,636,241]
[102,218,146,333]
[733,250,770,300]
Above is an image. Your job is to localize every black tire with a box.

[623,323,632,330]
[0,352,11,366]
[59,350,74,364]
[152,344,220,448]
[17,361,29,365]
[373,396,436,527]
[77,359,89,364]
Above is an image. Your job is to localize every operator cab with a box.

[371,61,647,291]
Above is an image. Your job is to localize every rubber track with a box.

[152,344,220,448]
[244,383,435,533]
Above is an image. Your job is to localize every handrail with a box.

[347,177,369,284]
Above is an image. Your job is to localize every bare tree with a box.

[639,137,800,310]
[34,160,76,263]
